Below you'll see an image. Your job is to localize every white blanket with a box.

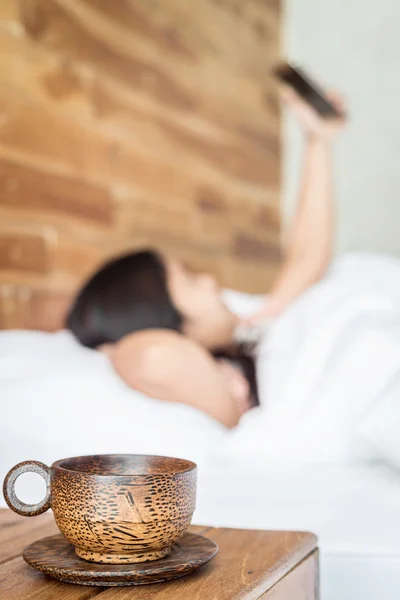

[222,252,400,464]
[2,252,400,484]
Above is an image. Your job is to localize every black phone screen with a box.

[275,64,340,118]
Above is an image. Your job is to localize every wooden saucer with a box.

[23,532,218,587]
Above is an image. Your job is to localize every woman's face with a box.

[166,260,237,349]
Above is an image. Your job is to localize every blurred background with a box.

[284,0,400,255]
[1,0,399,330]
[0,0,281,331]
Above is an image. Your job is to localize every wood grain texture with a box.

[0,556,104,600]
[260,551,319,599]
[23,532,218,586]
[0,511,55,565]
[98,528,317,599]
[0,0,281,330]
[0,510,93,600]
[0,231,52,274]
[0,159,113,225]
[0,510,318,599]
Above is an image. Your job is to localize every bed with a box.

[2,254,400,599]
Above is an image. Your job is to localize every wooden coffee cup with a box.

[3,454,197,564]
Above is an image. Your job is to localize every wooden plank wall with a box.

[0,0,281,331]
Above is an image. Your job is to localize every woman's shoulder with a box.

[114,329,187,364]
[116,329,182,350]
[113,330,208,386]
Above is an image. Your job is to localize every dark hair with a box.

[66,250,181,348]
[66,249,259,406]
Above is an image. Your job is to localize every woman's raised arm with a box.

[249,87,347,322]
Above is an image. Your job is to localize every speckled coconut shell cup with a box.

[3,454,197,565]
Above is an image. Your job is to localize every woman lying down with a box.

[64,86,400,463]
[66,87,349,429]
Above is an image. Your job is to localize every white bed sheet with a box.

[194,462,400,600]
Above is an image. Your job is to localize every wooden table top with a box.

[0,509,317,599]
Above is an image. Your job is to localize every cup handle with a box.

[3,460,51,516]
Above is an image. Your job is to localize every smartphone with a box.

[274,62,341,118]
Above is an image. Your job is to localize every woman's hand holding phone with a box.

[281,86,347,140]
